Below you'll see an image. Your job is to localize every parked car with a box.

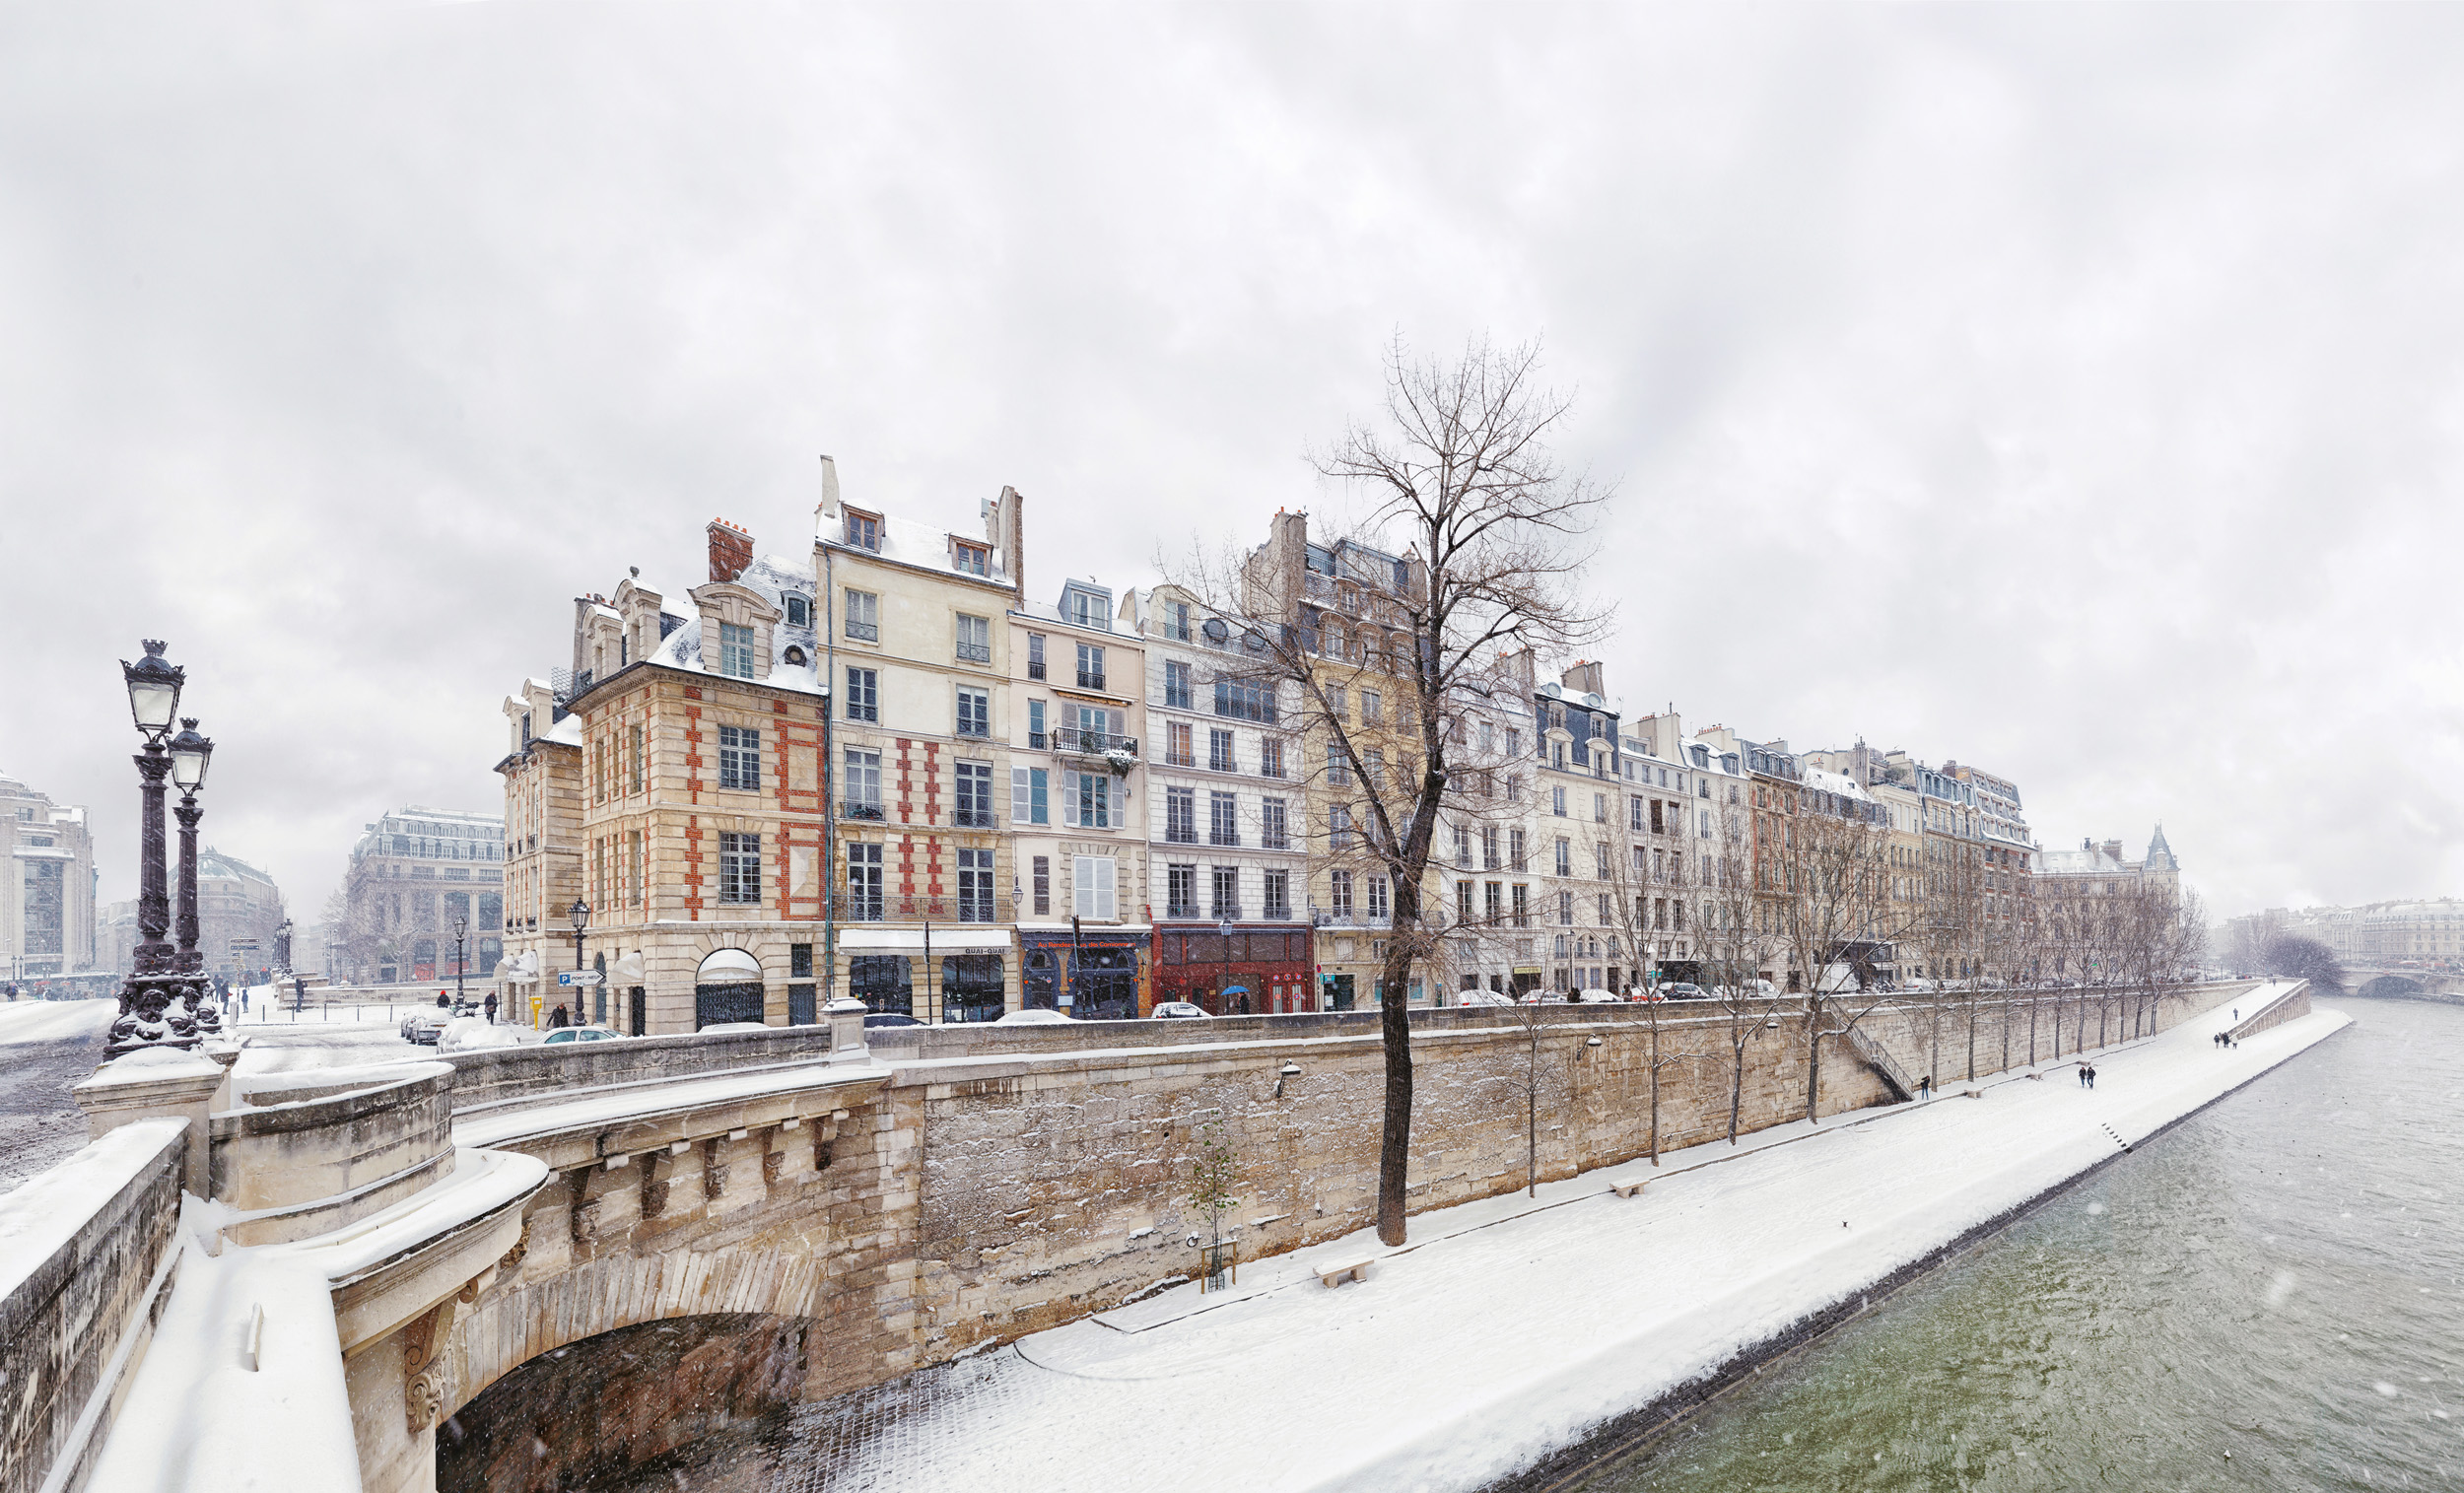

[439,1016,526,1053]
[541,1025,623,1046]
[1150,1001,1211,1019]
[1661,983,1710,1001]
[993,1007,1072,1025]
[1574,988,1624,1004]
[1454,990,1517,1008]
[862,1012,924,1028]
[400,1001,480,1046]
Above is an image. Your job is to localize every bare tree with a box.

[1601,835,1690,1162]
[1698,852,1784,1142]
[1771,782,1919,1121]
[1172,336,1610,1247]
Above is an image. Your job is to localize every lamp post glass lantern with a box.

[107,644,221,1055]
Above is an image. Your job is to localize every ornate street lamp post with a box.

[568,900,589,1026]
[108,643,220,1055]
[452,915,469,1008]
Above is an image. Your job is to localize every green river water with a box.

[1560,996,2461,1492]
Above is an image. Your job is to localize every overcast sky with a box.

[6,3,2462,924]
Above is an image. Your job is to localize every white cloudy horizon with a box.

[5,3,2462,926]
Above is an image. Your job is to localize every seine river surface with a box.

[1557,996,2461,1493]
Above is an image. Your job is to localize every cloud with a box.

[4,3,2461,919]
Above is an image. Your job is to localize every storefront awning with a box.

[837,928,1014,952]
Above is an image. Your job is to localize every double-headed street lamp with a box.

[108,642,222,1055]
[452,914,469,1008]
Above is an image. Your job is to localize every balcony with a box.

[1209,831,1241,848]
[841,800,886,822]
[1076,669,1107,691]
[956,642,992,665]
[1209,904,1244,922]
[846,620,878,643]
[1055,729,1138,760]
[1167,900,1200,919]
[952,808,996,829]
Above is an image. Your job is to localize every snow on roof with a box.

[648,552,827,699]
[1803,767,1877,804]
[540,713,584,747]
[827,507,1010,584]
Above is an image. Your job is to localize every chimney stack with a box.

[708,518,753,583]
[2101,839,2124,863]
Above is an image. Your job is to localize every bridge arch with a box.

[2360,974,2427,1000]
[438,1310,813,1493]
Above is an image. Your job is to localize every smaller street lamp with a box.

[451,915,469,1008]
[565,899,590,1031]
[168,718,213,792]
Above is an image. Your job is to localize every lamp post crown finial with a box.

[142,639,168,657]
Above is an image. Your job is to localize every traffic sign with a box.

[558,970,603,986]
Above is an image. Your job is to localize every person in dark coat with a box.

[550,1002,570,1029]
[484,991,499,1024]
[2077,1064,2088,1087]
[2086,1063,2097,1089]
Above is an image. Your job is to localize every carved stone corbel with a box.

[402,1299,457,1433]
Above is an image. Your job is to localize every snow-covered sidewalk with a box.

[0,996,115,1046]
[802,984,2345,1493]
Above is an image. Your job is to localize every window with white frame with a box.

[718,623,757,679]
[955,687,991,738]
[1209,791,1239,847]
[1166,863,1198,919]
[844,589,878,642]
[1165,786,1196,843]
[1012,767,1050,825]
[1329,869,1354,918]
[955,761,993,828]
[1064,771,1112,829]
[1368,875,1389,920]
[845,843,883,919]
[1261,797,1289,850]
[843,749,882,819]
[845,667,877,722]
[955,613,991,664]
[1208,728,1235,773]
[718,725,760,791]
[1164,659,1192,710]
[1210,865,1241,920]
[719,832,761,904]
[1263,869,1290,919]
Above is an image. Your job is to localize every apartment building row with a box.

[490,470,2054,1034]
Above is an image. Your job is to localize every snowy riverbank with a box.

[791,984,2347,1493]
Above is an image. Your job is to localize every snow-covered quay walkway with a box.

[795,986,2347,1493]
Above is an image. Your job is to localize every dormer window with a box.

[784,645,807,666]
[785,594,810,628]
[953,541,990,577]
[719,622,757,679]
[1062,583,1111,632]
[1164,599,1192,642]
[845,510,881,552]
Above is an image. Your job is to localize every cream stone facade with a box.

[1,770,98,984]
[1009,577,1149,1020]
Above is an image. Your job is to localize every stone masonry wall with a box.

[905,980,2261,1363]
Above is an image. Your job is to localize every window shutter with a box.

[1013,768,1032,824]
[1061,772,1080,827]
[1093,856,1117,919]
[1073,855,1095,918]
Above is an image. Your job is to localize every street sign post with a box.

[557,970,602,986]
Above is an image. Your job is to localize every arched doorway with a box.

[695,948,765,1029]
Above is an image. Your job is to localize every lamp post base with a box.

[106,970,218,1057]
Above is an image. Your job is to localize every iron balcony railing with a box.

[846,620,878,643]
[1077,669,1107,691]
[952,808,996,829]
[956,642,992,664]
[841,801,886,821]
[1055,729,1138,758]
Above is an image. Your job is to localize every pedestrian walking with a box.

[550,1002,570,1030]
[1918,1074,1933,1102]
[484,991,499,1025]
[2086,1063,2097,1090]
[2077,1064,2088,1088]
[437,990,449,1008]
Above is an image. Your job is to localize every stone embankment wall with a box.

[905,980,2263,1365]
[0,1119,186,1493]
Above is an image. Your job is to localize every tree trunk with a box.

[1803,1001,1823,1124]
[1648,1018,1662,1164]
[1728,1036,1745,1144]
[1375,949,1415,1246]
[1526,1014,1540,1196]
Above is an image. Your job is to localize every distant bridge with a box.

[2339,965,2464,1001]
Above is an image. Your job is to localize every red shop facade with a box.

[1152,924,1316,1014]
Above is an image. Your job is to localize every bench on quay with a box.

[1609,1179,1648,1199]
[1317,1259,1372,1288]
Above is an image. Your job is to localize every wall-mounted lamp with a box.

[1274,1060,1301,1099]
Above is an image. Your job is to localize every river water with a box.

[1558,996,2461,1493]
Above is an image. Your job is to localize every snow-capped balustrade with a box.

[0,1119,187,1493]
